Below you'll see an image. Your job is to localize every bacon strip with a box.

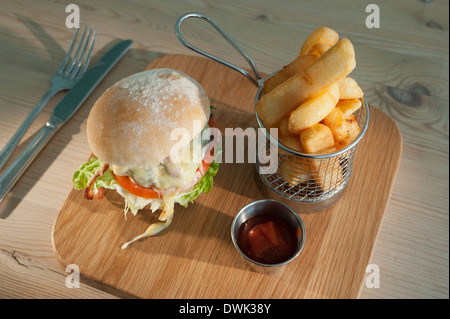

[84,163,110,200]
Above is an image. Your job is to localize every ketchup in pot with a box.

[237,214,299,265]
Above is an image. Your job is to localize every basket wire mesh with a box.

[256,95,369,204]
[175,12,370,204]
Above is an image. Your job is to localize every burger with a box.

[72,68,219,249]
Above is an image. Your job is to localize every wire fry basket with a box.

[255,88,369,209]
[176,12,370,212]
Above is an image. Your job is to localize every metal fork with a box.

[0,25,97,171]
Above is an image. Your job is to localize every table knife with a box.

[0,39,133,203]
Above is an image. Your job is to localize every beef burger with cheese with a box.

[72,68,219,248]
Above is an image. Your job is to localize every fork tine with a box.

[65,25,88,75]
[69,25,93,78]
[58,27,80,72]
[76,28,97,78]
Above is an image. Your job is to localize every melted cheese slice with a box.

[111,134,204,189]
[115,131,209,249]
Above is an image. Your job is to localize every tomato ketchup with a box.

[237,214,298,265]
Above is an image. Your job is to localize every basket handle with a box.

[175,12,263,88]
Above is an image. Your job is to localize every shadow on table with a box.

[0,16,164,219]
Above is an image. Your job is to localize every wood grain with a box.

[51,54,402,299]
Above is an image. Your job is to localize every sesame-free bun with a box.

[86,68,210,169]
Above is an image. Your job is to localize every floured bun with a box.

[86,68,210,169]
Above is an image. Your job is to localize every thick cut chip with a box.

[278,116,291,137]
[310,158,343,193]
[300,26,339,56]
[337,114,361,149]
[288,83,339,134]
[307,43,332,56]
[263,54,317,95]
[337,77,364,99]
[256,39,356,128]
[299,123,335,154]
[278,152,310,186]
[337,98,362,118]
[278,118,308,185]
[323,107,349,142]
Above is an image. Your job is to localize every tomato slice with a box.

[114,174,162,198]
[114,117,218,199]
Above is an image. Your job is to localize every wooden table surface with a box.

[0,0,448,299]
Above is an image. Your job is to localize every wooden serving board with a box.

[52,54,402,299]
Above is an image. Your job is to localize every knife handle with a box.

[0,88,59,172]
[0,121,57,202]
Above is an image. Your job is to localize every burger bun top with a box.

[86,68,210,169]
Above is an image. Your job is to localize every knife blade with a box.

[0,39,133,203]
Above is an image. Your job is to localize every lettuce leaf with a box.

[176,160,219,208]
[73,157,219,213]
[72,157,116,192]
